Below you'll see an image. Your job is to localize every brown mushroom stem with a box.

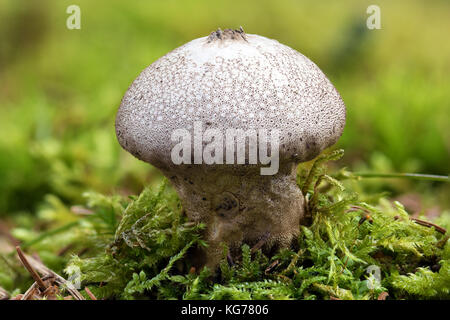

[163,162,305,268]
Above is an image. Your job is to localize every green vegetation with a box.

[1,151,448,299]
[0,0,448,299]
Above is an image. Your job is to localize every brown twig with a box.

[377,292,389,300]
[410,218,446,234]
[264,260,279,275]
[84,287,97,300]
[394,215,447,234]
[17,248,85,300]
[42,285,60,300]
[21,282,39,300]
[16,246,47,291]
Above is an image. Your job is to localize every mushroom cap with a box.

[116,30,346,169]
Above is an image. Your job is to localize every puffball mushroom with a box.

[115,28,346,268]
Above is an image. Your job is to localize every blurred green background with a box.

[0,0,449,218]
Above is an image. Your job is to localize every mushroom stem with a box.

[163,163,305,268]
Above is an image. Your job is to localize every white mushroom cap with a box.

[116,28,346,169]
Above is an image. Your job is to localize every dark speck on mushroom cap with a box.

[115,31,346,166]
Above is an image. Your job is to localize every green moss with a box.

[2,150,448,300]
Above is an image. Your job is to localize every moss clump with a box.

[1,150,448,300]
